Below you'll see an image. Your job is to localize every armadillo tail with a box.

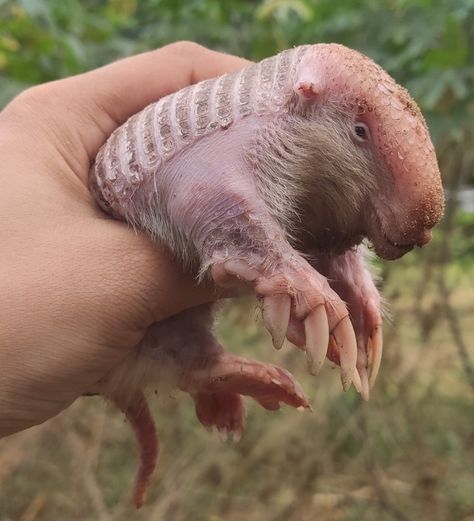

[111,392,159,509]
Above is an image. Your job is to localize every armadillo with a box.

[88,43,444,507]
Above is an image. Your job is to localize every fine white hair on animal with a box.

[128,194,199,272]
[97,335,183,404]
[249,106,378,240]
[99,304,221,404]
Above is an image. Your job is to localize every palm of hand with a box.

[0,42,249,437]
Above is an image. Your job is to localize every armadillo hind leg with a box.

[192,391,246,441]
[110,392,159,509]
[180,346,311,439]
[141,305,310,438]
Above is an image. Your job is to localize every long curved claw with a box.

[368,325,383,388]
[352,368,362,393]
[263,294,291,350]
[333,316,358,391]
[218,428,229,442]
[304,305,329,375]
[358,365,370,401]
[232,429,243,444]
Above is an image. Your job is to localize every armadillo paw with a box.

[212,257,359,391]
[187,350,310,434]
[193,392,245,442]
[326,317,382,397]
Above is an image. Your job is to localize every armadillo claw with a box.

[210,259,259,291]
[333,316,358,391]
[218,427,229,442]
[358,365,370,401]
[304,305,329,375]
[263,294,291,350]
[231,428,243,444]
[223,259,259,282]
[368,325,383,388]
[352,368,362,393]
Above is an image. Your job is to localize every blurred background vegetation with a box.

[0,0,473,520]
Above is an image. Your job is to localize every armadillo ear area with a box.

[294,80,318,99]
[293,46,326,100]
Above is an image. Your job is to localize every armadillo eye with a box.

[354,122,370,142]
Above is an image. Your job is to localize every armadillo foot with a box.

[193,391,245,441]
[181,350,310,438]
[110,392,159,509]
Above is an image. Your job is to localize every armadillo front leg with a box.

[188,188,359,390]
[312,246,384,399]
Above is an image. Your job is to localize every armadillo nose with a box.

[417,229,432,247]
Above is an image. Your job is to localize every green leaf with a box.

[256,0,312,21]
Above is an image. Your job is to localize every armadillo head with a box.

[294,44,444,260]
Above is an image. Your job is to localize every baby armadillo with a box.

[89,43,444,507]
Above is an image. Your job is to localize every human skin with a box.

[0,42,250,438]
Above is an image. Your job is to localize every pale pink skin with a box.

[90,44,444,506]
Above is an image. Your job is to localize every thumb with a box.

[62,41,250,166]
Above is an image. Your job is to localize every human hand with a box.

[0,42,249,437]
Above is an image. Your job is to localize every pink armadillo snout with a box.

[395,186,444,250]
[378,119,445,252]
[370,178,444,260]
[416,228,432,247]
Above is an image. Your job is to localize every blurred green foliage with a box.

[455,212,474,261]
[1,0,474,150]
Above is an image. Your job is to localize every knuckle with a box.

[4,82,64,121]
[165,40,205,57]
[0,86,44,129]
[10,84,51,110]
[0,81,73,145]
